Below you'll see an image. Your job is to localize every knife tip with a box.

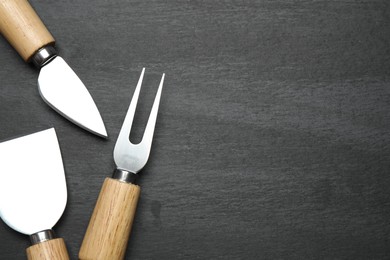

[91,128,108,139]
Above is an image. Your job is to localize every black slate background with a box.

[1,1,390,259]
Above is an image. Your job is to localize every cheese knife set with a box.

[0,1,165,259]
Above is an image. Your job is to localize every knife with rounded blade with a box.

[0,0,107,138]
[0,128,69,259]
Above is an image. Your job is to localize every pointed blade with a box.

[0,128,67,235]
[38,57,107,138]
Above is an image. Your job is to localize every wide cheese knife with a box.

[0,128,69,259]
[0,0,107,138]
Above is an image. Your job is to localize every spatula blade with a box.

[0,128,67,235]
[38,57,107,138]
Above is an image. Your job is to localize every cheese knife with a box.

[0,128,69,259]
[0,0,107,138]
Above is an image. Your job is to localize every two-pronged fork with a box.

[79,68,165,260]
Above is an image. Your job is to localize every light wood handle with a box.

[0,0,55,61]
[26,238,70,260]
[79,177,141,260]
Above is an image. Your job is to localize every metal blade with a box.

[0,128,67,235]
[38,57,107,138]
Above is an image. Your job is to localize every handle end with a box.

[0,0,55,61]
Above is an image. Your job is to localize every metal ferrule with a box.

[30,229,55,245]
[31,45,58,68]
[112,168,137,184]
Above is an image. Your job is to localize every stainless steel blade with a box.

[0,128,67,235]
[38,56,107,138]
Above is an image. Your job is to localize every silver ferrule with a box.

[112,168,137,184]
[31,45,57,68]
[30,229,55,245]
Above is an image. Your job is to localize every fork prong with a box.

[114,69,164,173]
[141,73,165,147]
[116,68,145,140]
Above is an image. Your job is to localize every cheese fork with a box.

[79,68,165,260]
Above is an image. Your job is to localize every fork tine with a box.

[117,68,145,140]
[114,69,164,173]
[141,73,165,146]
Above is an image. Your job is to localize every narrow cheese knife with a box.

[0,0,107,138]
[0,128,69,259]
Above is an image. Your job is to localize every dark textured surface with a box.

[1,0,390,259]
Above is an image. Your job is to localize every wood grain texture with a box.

[0,0,390,259]
[79,177,140,260]
[26,238,69,260]
[0,0,54,61]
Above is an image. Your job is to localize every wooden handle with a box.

[79,177,141,260]
[26,238,70,260]
[0,0,55,61]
